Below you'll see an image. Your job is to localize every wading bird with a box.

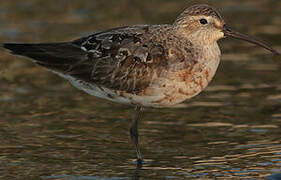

[3,4,279,164]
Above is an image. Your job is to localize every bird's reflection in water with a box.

[131,163,142,180]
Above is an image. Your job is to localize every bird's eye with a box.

[200,19,208,25]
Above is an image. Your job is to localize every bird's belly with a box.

[129,58,220,107]
[64,74,205,108]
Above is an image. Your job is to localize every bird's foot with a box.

[132,158,147,165]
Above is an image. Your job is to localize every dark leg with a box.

[130,105,143,164]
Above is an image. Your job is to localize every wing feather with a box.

[3,25,193,94]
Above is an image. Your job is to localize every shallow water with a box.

[0,0,281,179]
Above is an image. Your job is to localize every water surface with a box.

[0,0,281,179]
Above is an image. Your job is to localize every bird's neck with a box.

[196,42,221,64]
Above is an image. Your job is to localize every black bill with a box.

[223,25,279,55]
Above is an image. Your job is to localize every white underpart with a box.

[53,72,130,104]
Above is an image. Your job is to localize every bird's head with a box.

[173,4,279,54]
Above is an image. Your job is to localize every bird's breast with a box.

[126,43,221,107]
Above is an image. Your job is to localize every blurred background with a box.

[0,0,280,179]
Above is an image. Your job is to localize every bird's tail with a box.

[3,42,86,72]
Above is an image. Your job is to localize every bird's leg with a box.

[130,105,143,164]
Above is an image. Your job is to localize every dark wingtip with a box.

[3,43,23,54]
[2,43,44,56]
[3,43,13,49]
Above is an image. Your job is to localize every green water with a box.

[0,0,280,179]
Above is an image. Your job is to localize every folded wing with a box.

[3,25,171,94]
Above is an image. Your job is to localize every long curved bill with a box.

[223,25,280,55]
